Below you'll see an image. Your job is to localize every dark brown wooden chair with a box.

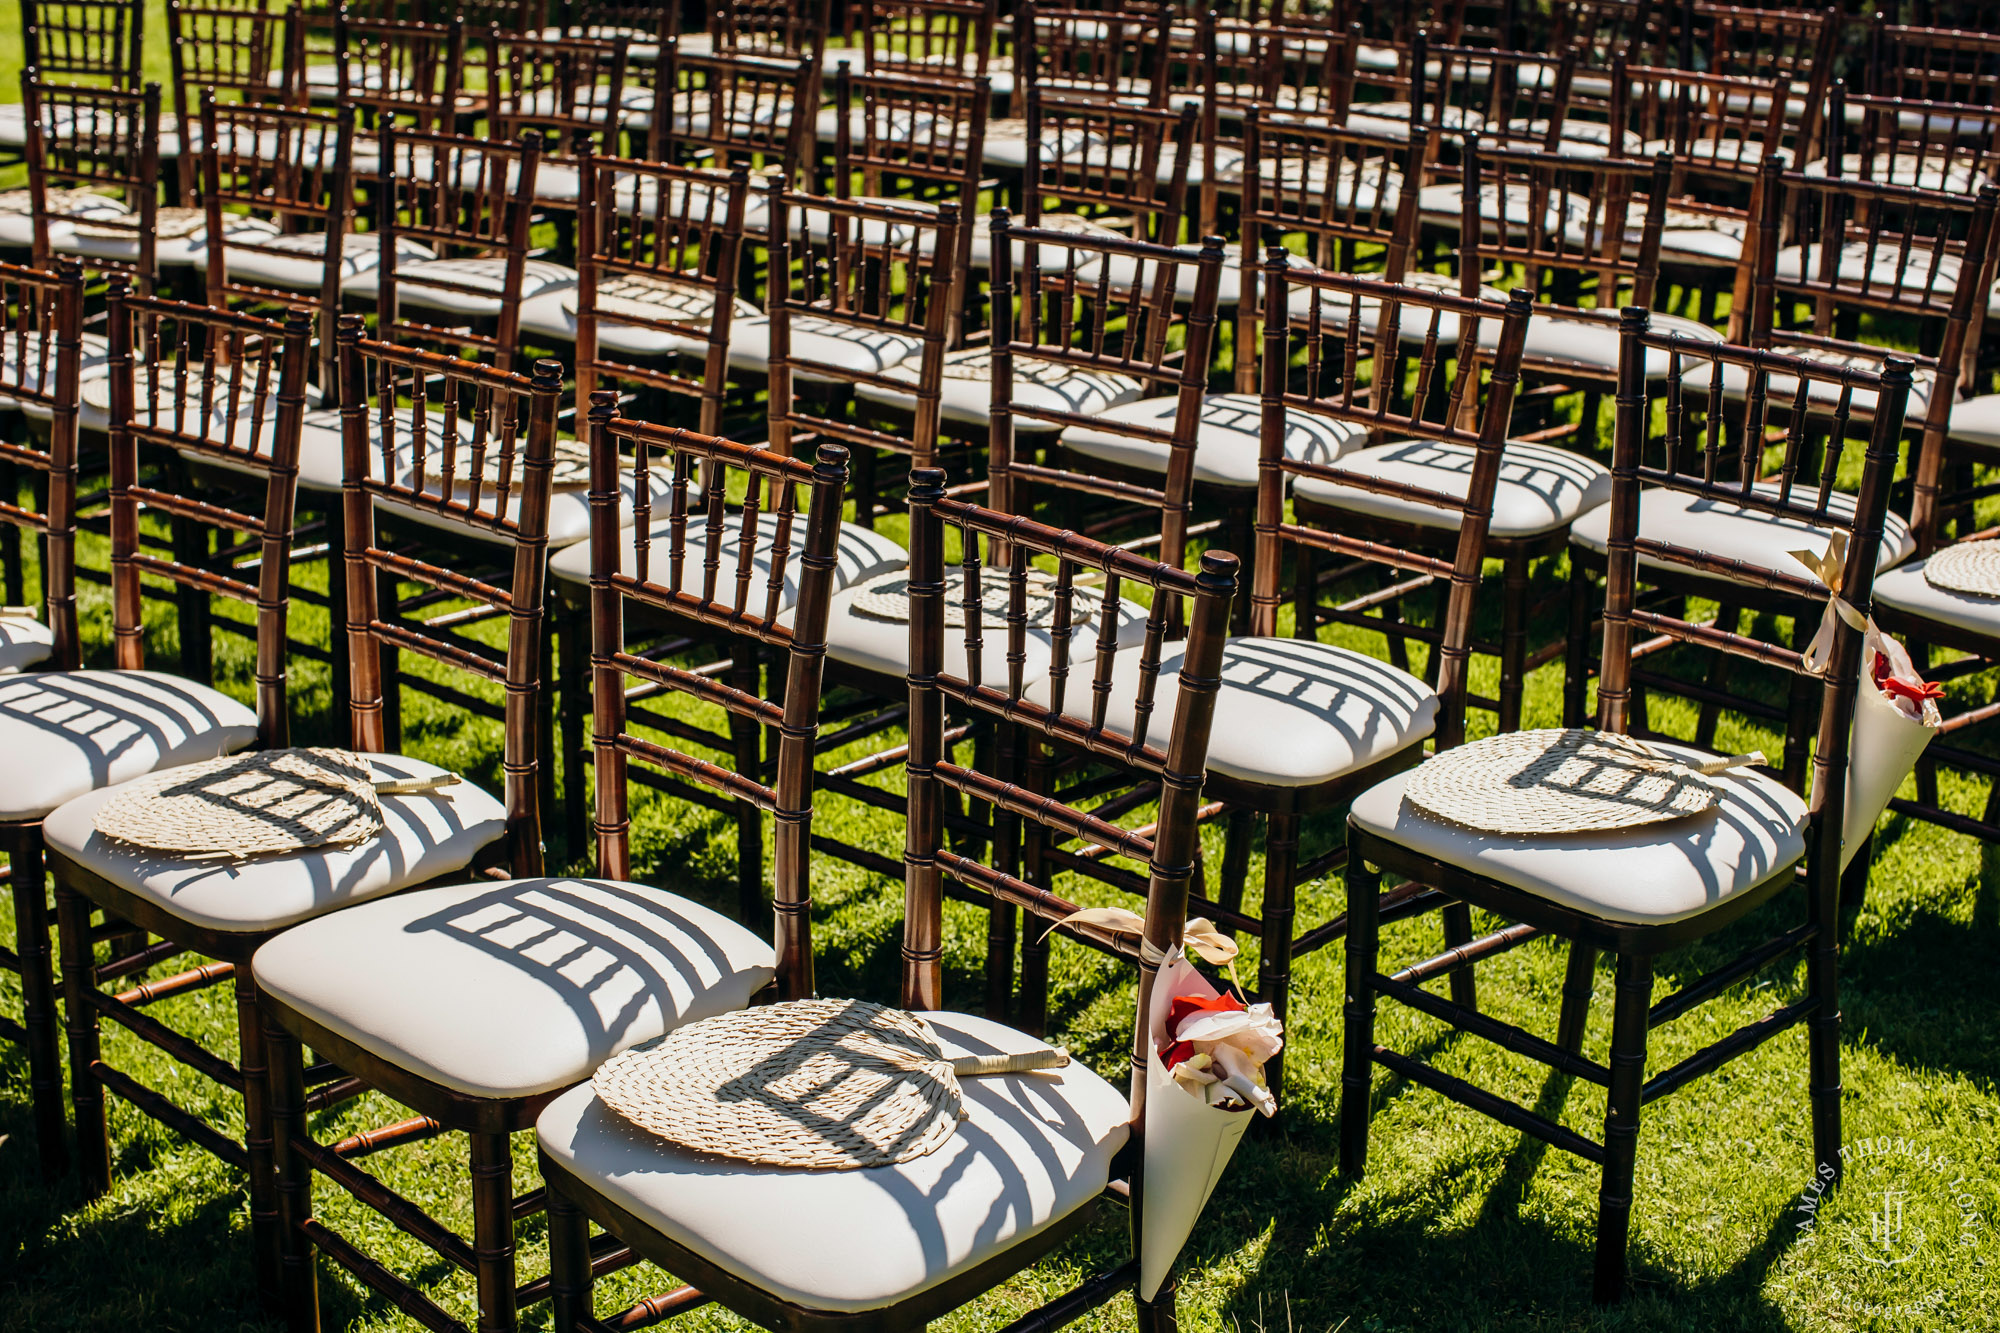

[645,42,816,206]
[535,472,1236,1333]
[329,10,472,134]
[480,28,631,210]
[163,0,304,200]
[0,257,85,1180]
[35,290,312,1301]
[1341,316,1914,1304]
[1,0,146,163]
[19,76,162,292]
[255,403,851,1333]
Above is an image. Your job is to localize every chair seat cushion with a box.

[1569,482,1916,584]
[1946,392,2000,446]
[857,348,1143,430]
[1678,353,1935,420]
[1295,438,1612,538]
[1774,241,1960,300]
[0,669,259,821]
[341,258,580,317]
[1871,555,2000,642]
[1062,391,1366,489]
[517,285,761,355]
[1026,636,1437,787]
[1656,211,1748,266]
[1349,741,1807,925]
[254,877,774,1098]
[819,579,1152,688]
[0,613,55,673]
[1521,311,1723,376]
[548,507,910,608]
[154,215,285,269]
[535,1010,1130,1315]
[227,231,435,293]
[0,331,111,417]
[42,754,506,934]
[725,316,921,380]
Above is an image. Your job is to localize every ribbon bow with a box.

[1790,533,1869,676]
[1041,906,1240,970]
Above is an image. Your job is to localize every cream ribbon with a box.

[1040,906,1239,969]
[1791,532,1870,677]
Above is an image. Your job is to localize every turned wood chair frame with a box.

[481,27,632,213]
[843,0,998,86]
[331,12,473,135]
[22,0,146,89]
[263,398,848,1333]
[22,75,162,293]
[163,0,306,200]
[1229,266,1534,1097]
[646,43,816,194]
[44,290,311,1305]
[539,472,1235,1333]
[0,257,85,1182]
[1341,316,1912,1305]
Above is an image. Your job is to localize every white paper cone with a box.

[1138,955,1253,1301]
[1839,660,1937,870]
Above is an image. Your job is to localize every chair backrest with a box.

[1622,65,1790,178]
[1602,312,1912,877]
[1025,91,1194,249]
[574,156,749,436]
[199,95,356,395]
[483,29,629,182]
[371,126,542,370]
[1824,84,2000,198]
[1255,266,1533,748]
[1413,39,1578,155]
[1685,2,1837,114]
[0,259,85,671]
[106,284,312,743]
[334,319,562,874]
[902,470,1234,1013]
[989,217,1224,579]
[586,398,849,998]
[22,0,144,87]
[1459,139,1675,319]
[549,2,675,44]
[851,0,996,80]
[1553,0,1668,70]
[712,0,829,62]
[1017,0,1172,107]
[333,12,470,134]
[22,76,161,288]
[1869,21,2000,108]
[1193,14,1356,234]
[165,0,304,188]
[765,186,962,467]
[648,45,814,191]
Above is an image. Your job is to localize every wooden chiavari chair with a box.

[1680,0,1839,159]
[0,258,84,1181]
[255,405,848,1333]
[163,0,304,201]
[1814,83,2000,195]
[712,0,831,65]
[828,65,991,339]
[1,0,145,161]
[643,44,816,229]
[539,0,674,59]
[987,0,1174,172]
[1342,318,1913,1305]
[19,76,162,292]
[329,11,473,151]
[535,475,1234,1333]
[840,0,1001,93]
[35,292,313,1301]
[481,28,631,209]
[1867,18,2000,113]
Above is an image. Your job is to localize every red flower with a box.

[1161,991,1245,1068]
[1873,651,1945,705]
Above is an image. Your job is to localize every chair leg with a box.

[537,615,559,858]
[1807,852,1845,1188]
[470,1130,519,1333]
[325,502,350,726]
[12,828,67,1180]
[1215,808,1254,937]
[547,1183,594,1333]
[559,602,589,860]
[1292,543,1316,640]
[1441,901,1477,1013]
[729,656,765,926]
[1557,941,1598,1055]
[1134,1276,1179,1332]
[1593,952,1653,1305]
[1254,812,1302,1104]
[1498,548,1528,734]
[1339,855,1381,1179]
[55,883,109,1197]
[1693,605,1741,750]
[1015,739,1057,1038]
[266,1011,321,1333]
[377,567,404,753]
[1563,553,1592,728]
[238,969,283,1311]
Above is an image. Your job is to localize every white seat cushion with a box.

[1295,438,1612,539]
[1091,246,1312,308]
[0,669,259,821]
[1062,391,1366,489]
[725,315,921,380]
[1522,311,1724,376]
[154,215,285,269]
[535,1010,1130,1315]
[342,257,580,317]
[1774,241,1961,301]
[1871,555,2000,643]
[227,232,435,293]
[1656,210,1748,266]
[1416,180,1581,232]
[0,331,111,416]
[254,877,774,1098]
[43,754,506,934]
[1569,483,1916,583]
[548,508,910,607]
[1946,393,2000,447]
[1801,152,1992,194]
[818,578,1152,689]
[1679,354,1935,420]
[0,614,55,673]
[1350,741,1807,925]
[1026,636,1437,788]
[857,348,1143,431]
[518,285,761,355]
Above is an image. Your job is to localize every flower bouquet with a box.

[1839,622,1941,870]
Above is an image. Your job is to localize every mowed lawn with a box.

[1,6,1998,1331]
